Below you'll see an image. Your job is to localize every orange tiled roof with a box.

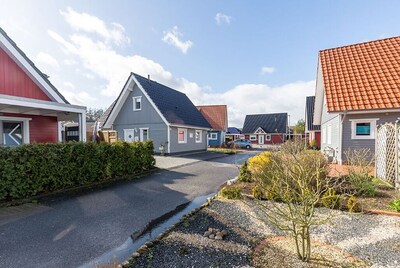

[319,36,400,112]
[196,105,227,131]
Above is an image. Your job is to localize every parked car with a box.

[228,139,252,149]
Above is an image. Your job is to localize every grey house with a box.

[103,73,211,154]
[313,37,400,163]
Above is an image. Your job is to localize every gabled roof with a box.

[319,36,400,112]
[305,96,320,131]
[103,73,211,129]
[196,105,228,131]
[242,113,287,134]
[227,127,242,134]
[0,27,69,104]
[98,100,116,128]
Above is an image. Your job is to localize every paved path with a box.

[0,152,256,268]
[154,151,228,169]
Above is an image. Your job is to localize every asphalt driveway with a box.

[0,151,256,268]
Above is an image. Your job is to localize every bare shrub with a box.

[344,148,376,196]
[254,142,338,262]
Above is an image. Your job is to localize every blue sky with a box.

[1,0,400,126]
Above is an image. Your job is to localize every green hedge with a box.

[0,141,155,201]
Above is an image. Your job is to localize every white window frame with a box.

[178,128,187,144]
[250,135,257,141]
[209,133,217,140]
[327,124,332,144]
[140,128,149,141]
[133,96,142,111]
[0,116,31,145]
[195,130,202,143]
[350,118,378,140]
[266,134,271,141]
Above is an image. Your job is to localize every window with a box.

[178,128,187,143]
[140,128,149,141]
[209,133,217,140]
[266,134,271,141]
[250,135,257,141]
[133,96,142,111]
[350,119,378,139]
[195,130,202,143]
[0,116,31,146]
[322,127,326,143]
[327,125,332,144]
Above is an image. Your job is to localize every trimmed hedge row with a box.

[0,141,155,201]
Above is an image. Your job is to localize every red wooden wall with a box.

[3,113,58,143]
[0,47,51,101]
[245,134,285,145]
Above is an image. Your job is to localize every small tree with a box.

[293,119,305,134]
[254,141,336,262]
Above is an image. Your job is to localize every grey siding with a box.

[320,94,341,162]
[169,127,208,154]
[341,112,400,161]
[113,84,168,153]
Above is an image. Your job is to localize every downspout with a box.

[339,111,347,164]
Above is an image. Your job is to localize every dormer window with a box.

[133,96,142,111]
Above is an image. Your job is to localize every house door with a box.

[139,128,149,141]
[124,129,135,142]
[258,135,264,145]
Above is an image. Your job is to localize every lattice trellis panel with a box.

[376,123,397,186]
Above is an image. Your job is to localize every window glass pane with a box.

[142,129,148,141]
[135,99,141,109]
[178,130,185,141]
[356,123,371,135]
[3,122,23,146]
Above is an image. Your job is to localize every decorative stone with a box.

[221,230,228,236]
[215,235,223,240]
[138,245,148,253]
[209,234,215,239]
[121,261,130,267]
[215,229,220,233]
[208,227,213,232]
[132,252,140,258]
[204,231,212,237]
[145,241,153,247]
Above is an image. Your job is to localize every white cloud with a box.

[35,52,59,69]
[215,13,232,25]
[162,26,193,54]
[59,89,97,106]
[261,66,275,75]
[49,9,313,127]
[59,7,130,46]
[63,81,75,89]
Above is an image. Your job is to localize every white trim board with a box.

[0,32,66,104]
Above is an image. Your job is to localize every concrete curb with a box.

[121,194,219,267]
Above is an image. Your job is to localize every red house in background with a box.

[0,27,86,146]
[242,113,288,145]
[305,96,321,147]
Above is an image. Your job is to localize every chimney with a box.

[148,74,150,81]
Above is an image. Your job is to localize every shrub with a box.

[238,161,252,182]
[219,186,242,199]
[321,188,341,209]
[0,141,155,201]
[347,196,362,213]
[254,146,336,262]
[344,148,376,196]
[248,152,270,176]
[252,185,263,199]
[388,199,400,212]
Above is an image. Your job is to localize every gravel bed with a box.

[129,197,400,267]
